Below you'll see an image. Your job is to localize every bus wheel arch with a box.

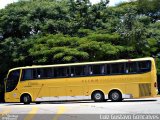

[91,90,105,102]
[20,93,32,104]
[108,89,122,102]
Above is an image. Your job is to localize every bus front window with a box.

[6,70,20,92]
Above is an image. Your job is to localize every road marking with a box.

[0,107,11,119]
[53,106,66,120]
[24,106,38,120]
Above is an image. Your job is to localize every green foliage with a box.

[156,58,160,74]
[18,34,128,64]
[137,0,160,22]
[0,0,160,80]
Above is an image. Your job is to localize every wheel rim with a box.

[24,96,28,103]
[111,92,119,100]
[95,93,101,100]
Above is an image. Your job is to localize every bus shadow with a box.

[45,99,157,104]
[45,101,95,104]
[2,99,157,105]
[2,101,95,105]
[122,99,157,102]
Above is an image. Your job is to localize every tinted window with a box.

[71,65,88,77]
[75,66,88,76]
[110,63,125,74]
[111,64,119,74]
[119,63,125,73]
[22,69,32,80]
[138,61,151,72]
[70,67,75,77]
[41,68,53,78]
[22,68,54,80]
[33,69,37,79]
[89,64,105,75]
[6,70,20,92]
[34,68,54,79]
[126,62,138,73]
[106,64,110,74]
[54,67,69,77]
[36,69,41,78]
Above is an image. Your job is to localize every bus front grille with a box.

[139,83,151,97]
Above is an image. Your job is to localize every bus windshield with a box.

[6,69,20,92]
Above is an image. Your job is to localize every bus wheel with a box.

[21,94,31,104]
[109,90,122,102]
[92,91,104,102]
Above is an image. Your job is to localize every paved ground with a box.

[0,97,160,120]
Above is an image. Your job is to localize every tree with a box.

[0,0,160,80]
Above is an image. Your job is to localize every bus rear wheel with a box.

[21,94,31,104]
[92,91,104,102]
[109,90,122,102]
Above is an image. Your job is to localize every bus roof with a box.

[9,57,154,71]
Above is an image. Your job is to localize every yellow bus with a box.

[4,57,157,104]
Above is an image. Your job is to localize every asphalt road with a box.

[0,97,160,120]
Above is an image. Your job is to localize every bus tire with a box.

[109,90,122,102]
[92,91,104,102]
[21,94,31,104]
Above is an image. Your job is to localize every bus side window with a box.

[54,67,69,78]
[119,63,125,73]
[37,69,42,78]
[70,67,75,77]
[93,65,105,75]
[88,66,93,75]
[74,65,87,76]
[22,69,32,81]
[33,69,37,79]
[126,62,138,73]
[110,64,119,74]
[125,69,129,73]
[138,61,151,72]
[42,68,53,78]
[89,64,105,75]
[101,65,105,74]
[108,63,125,75]
[106,64,110,74]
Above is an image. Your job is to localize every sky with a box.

[91,0,130,6]
[0,0,18,9]
[0,0,130,9]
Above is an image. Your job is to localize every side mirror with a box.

[4,77,7,82]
